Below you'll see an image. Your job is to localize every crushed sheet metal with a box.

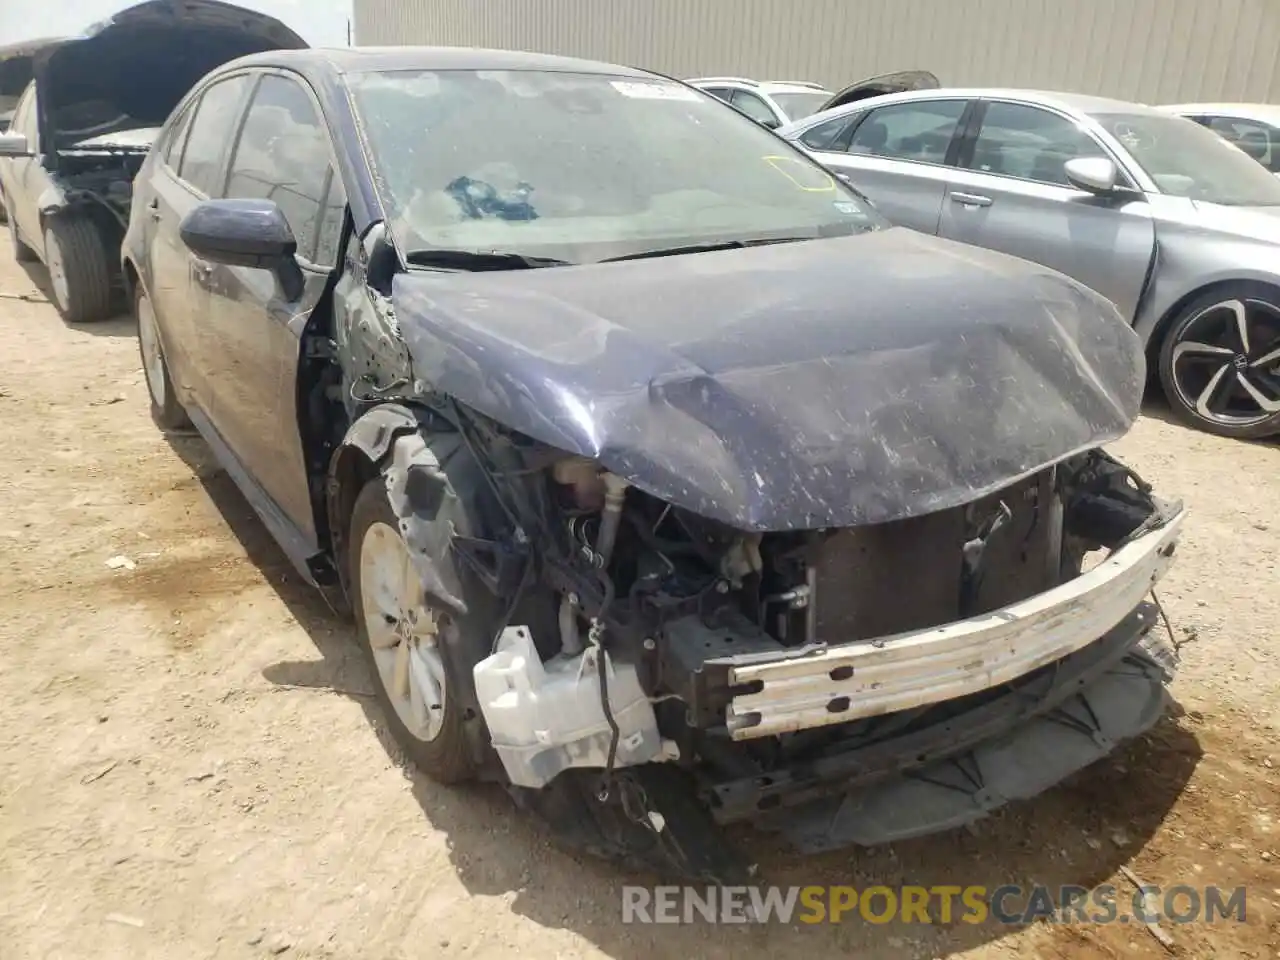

[333,242,412,409]
[382,432,467,616]
[725,509,1185,739]
[763,631,1175,850]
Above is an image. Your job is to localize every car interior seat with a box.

[854,120,888,155]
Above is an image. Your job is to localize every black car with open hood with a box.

[0,1,307,323]
[818,68,941,112]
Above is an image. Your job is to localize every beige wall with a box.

[353,0,1280,104]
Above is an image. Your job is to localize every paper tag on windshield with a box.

[611,80,700,101]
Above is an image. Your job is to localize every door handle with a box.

[146,198,161,221]
[950,192,993,207]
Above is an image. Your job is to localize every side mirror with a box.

[1064,156,1119,195]
[0,131,33,158]
[760,116,781,130]
[179,198,304,299]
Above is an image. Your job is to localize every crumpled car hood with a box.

[392,227,1144,531]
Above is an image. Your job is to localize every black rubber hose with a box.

[592,572,622,790]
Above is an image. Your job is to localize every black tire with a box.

[43,216,114,323]
[1157,282,1280,440]
[348,467,498,783]
[135,285,190,431]
[6,202,35,262]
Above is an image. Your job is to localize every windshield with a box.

[770,90,831,121]
[1092,110,1280,206]
[347,69,882,265]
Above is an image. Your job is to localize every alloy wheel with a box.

[1169,298,1280,427]
[359,520,449,743]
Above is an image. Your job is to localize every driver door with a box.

[937,99,1156,321]
[196,70,346,548]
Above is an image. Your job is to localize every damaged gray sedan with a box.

[122,46,1186,881]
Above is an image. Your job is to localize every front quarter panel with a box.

[1136,197,1280,347]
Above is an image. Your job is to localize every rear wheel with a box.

[136,286,190,431]
[43,216,113,323]
[1158,283,1280,439]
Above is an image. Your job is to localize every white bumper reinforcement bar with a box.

[726,510,1185,740]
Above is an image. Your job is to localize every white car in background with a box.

[1161,103,1280,176]
[686,77,834,128]
[688,70,941,130]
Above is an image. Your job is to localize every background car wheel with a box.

[1158,283,1280,440]
[348,475,487,783]
[7,203,36,263]
[135,287,190,431]
[43,216,113,323]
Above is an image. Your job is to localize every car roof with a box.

[790,86,1165,124]
[1161,102,1280,124]
[226,45,655,80]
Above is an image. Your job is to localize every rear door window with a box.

[848,99,968,165]
[223,73,343,265]
[160,99,198,170]
[730,89,777,125]
[800,113,858,151]
[178,74,252,197]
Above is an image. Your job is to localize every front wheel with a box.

[43,216,113,323]
[349,475,484,783]
[1158,283,1280,439]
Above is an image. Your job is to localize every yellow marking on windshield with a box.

[763,155,837,192]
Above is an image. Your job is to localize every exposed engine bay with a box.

[367,400,1182,882]
[50,148,147,230]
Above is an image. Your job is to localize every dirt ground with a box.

[0,244,1277,960]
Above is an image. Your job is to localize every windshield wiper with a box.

[405,249,572,271]
[600,236,812,263]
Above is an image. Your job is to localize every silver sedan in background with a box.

[777,88,1280,440]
